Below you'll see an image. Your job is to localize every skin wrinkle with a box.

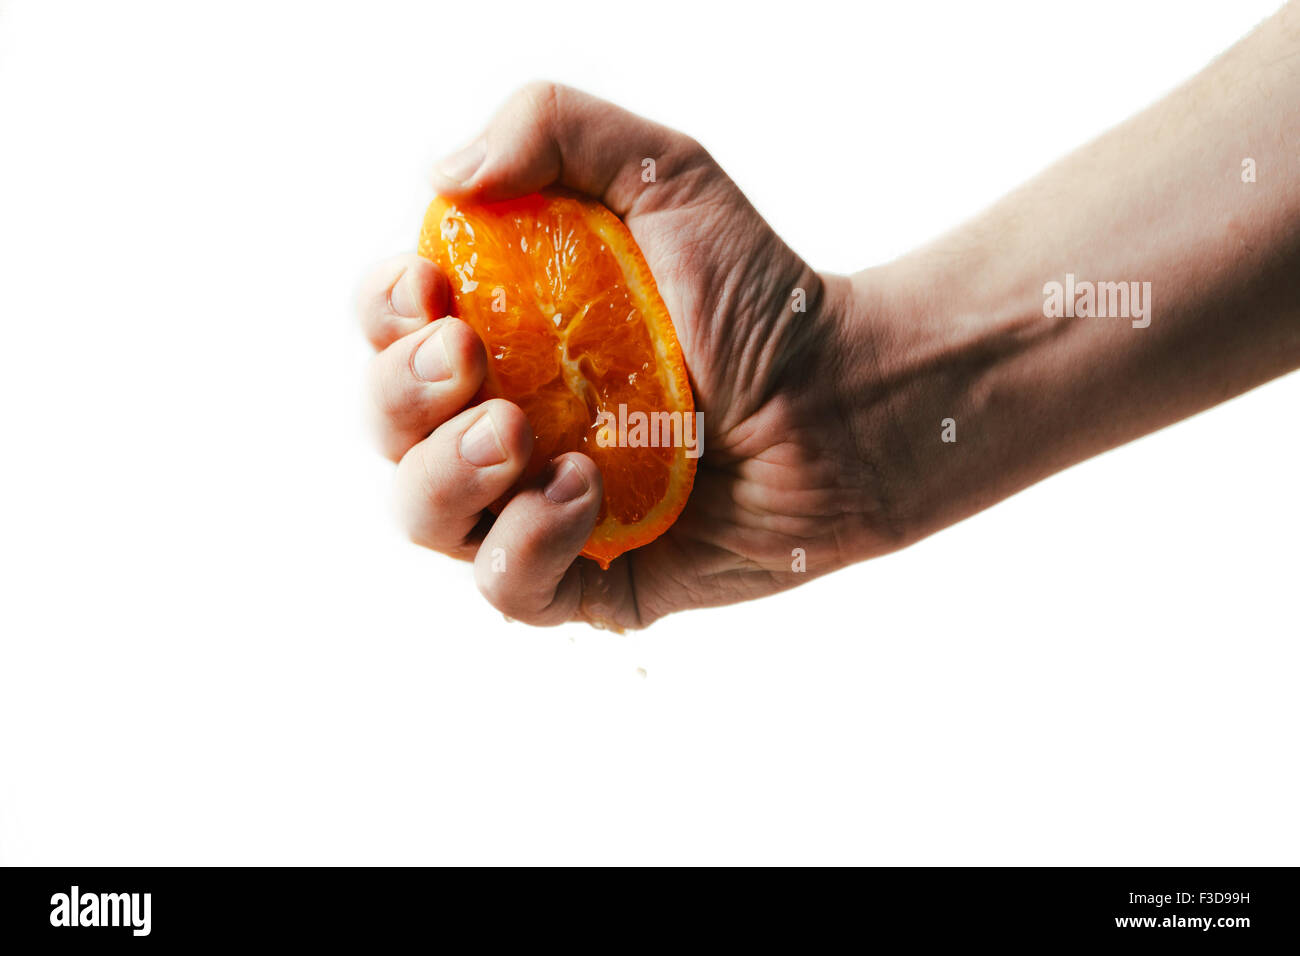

[713,479,837,535]
[700,243,804,424]
[686,390,878,554]
[745,259,818,396]
[649,527,745,579]
[628,144,726,221]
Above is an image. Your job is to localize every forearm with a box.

[841,3,1300,545]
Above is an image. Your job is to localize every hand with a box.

[361,4,1300,632]
[357,83,899,628]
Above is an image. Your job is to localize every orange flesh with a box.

[418,190,696,568]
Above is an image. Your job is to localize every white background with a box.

[1,0,1295,865]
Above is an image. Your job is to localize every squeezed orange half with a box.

[418,190,697,568]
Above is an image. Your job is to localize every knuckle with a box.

[405,522,435,549]
[672,133,717,177]
[677,133,706,158]
[475,560,522,614]
[413,442,461,516]
[516,80,563,125]
[367,352,413,423]
[519,78,559,104]
[396,469,455,549]
[357,255,414,316]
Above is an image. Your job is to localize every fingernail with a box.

[390,270,421,317]
[436,138,486,187]
[460,411,506,466]
[413,328,452,382]
[544,460,589,503]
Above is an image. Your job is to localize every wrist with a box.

[834,252,1077,552]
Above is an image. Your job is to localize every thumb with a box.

[431,82,712,216]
